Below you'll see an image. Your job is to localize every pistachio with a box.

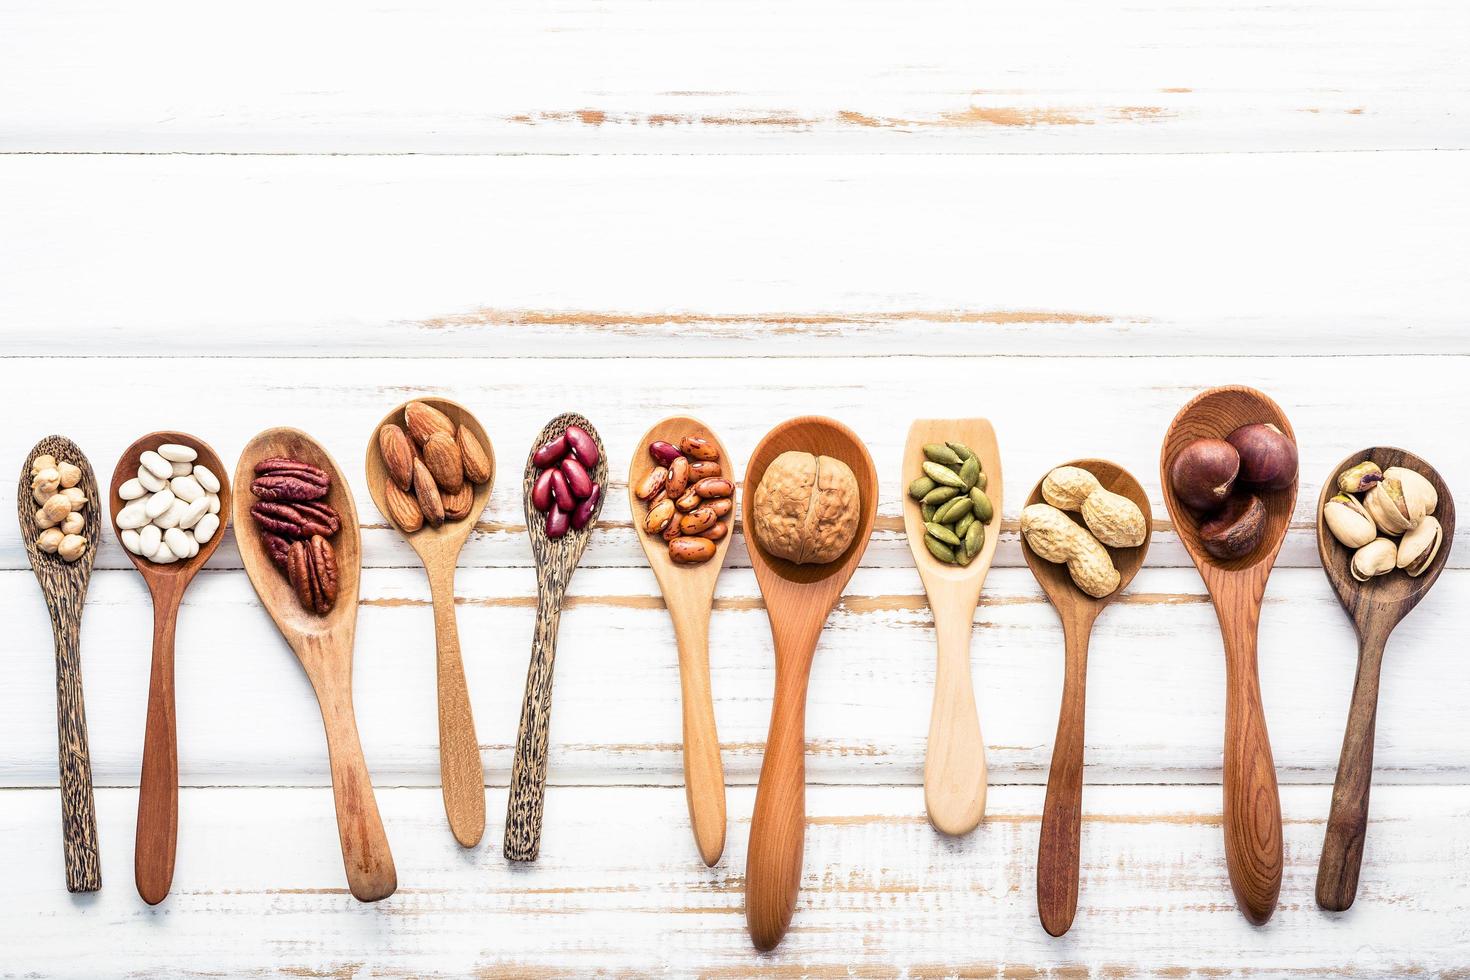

[1383,466,1437,517]
[1337,461,1383,494]
[1324,493,1377,549]
[1350,538,1398,582]
[1397,516,1442,576]
[1365,479,1415,535]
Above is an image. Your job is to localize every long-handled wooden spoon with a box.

[505,413,608,862]
[233,428,396,902]
[899,420,1003,836]
[18,436,102,893]
[1160,385,1296,925]
[1314,448,1454,911]
[108,432,232,905]
[365,398,493,848]
[743,416,878,952]
[1020,459,1152,937]
[628,416,735,867]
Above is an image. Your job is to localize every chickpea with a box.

[42,494,72,524]
[60,512,85,535]
[58,534,87,563]
[35,507,58,530]
[36,527,64,554]
[32,468,61,497]
[62,487,87,510]
[30,453,57,476]
[58,462,82,489]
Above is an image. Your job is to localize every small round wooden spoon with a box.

[108,431,232,906]
[628,417,735,867]
[1314,448,1455,912]
[505,413,608,863]
[1160,385,1296,926]
[1020,459,1152,937]
[742,416,879,952]
[365,398,493,848]
[232,428,396,903]
[899,419,1003,837]
[18,436,102,893]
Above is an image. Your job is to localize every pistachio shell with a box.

[1336,461,1383,494]
[1397,516,1442,576]
[1365,479,1414,535]
[1383,466,1437,517]
[1350,538,1398,582]
[1324,493,1377,549]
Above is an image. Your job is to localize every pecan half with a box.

[251,458,331,502]
[285,534,338,614]
[251,500,341,538]
[262,531,292,569]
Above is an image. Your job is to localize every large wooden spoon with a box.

[233,428,396,902]
[1020,459,1152,937]
[108,432,232,905]
[1314,448,1455,911]
[743,416,879,952]
[18,436,102,893]
[627,417,735,867]
[899,420,1003,836]
[504,413,608,862]
[1160,385,1296,925]
[365,398,493,848]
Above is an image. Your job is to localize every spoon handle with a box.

[505,589,563,862]
[426,562,485,848]
[1317,631,1388,911]
[923,605,987,836]
[46,607,101,893]
[1220,610,1283,925]
[1037,618,1091,937]
[314,677,397,902]
[670,601,726,867]
[746,654,812,952]
[135,594,180,905]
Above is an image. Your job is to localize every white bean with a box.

[178,497,209,530]
[121,528,143,555]
[138,465,166,492]
[140,451,173,480]
[139,524,162,557]
[118,478,147,500]
[144,488,176,519]
[148,543,179,564]
[192,512,220,544]
[116,501,150,529]
[163,527,191,558]
[154,499,186,529]
[207,493,220,514]
[170,460,193,477]
[158,444,197,463]
[171,475,204,503]
[193,465,220,493]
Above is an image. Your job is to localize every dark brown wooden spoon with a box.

[1314,447,1454,911]
[1160,385,1296,925]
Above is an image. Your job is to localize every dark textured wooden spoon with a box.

[18,436,102,893]
[1315,448,1455,911]
[504,413,608,862]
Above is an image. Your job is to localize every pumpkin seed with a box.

[922,502,937,521]
[923,461,965,489]
[926,522,961,547]
[934,496,973,525]
[958,456,980,490]
[953,513,975,539]
[969,488,993,523]
[946,441,975,463]
[972,471,987,492]
[924,443,963,467]
[924,535,957,563]
[964,519,985,558]
[922,485,960,506]
[909,476,936,500]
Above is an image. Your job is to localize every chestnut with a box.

[1169,438,1240,513]
[1226,423,1297,490]
[1199,493,1266,560]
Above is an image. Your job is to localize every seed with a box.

[909,476,936,500]
[922,485,960,506]
[964,520,984,559]
[969,488,994,523]
[958,456,980,490]
[922,503,937,522]
[922,461,965,489]
[926,522,961,547]
[924,535,957,563]
[973,472,987,492]
[953,513,975,539]
[924,443,963,467]
[934,496,973,525]
[946,442,975,463]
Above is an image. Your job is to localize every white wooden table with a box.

[2,1,1468,975]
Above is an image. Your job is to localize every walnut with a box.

[752,450,861,565]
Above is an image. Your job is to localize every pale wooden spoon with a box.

[365,398,493,848]
[1160,384,1296,925]
[108,431,232,906]
[18,436,102,893]
[628,416,735,867]
[742,416,879,952]
[233,427,396,902]
[1314,447,1455,911]
[1019,459,1151,937]
[900,420,1003,836]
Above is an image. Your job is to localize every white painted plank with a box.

[2,155,1468,355]
[2,0,1467,155]
[3,784,1468,975]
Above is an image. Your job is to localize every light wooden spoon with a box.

[504,413,608,863]
[233,428,396,902]
[900,420,1003,836]
[1315,447,1455,911]
[1160,385,1296,925]
[742,416,879,952]
[108,431,232,906]
[18,436,102,893]
[365,398,493,848]
[1020,459,1152,937]
[628,416,735,867]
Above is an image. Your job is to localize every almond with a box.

[378,423,415,492]
[412,458,445,527]
[404,401,455,447]
[423,431,465,492]
[383,478,423,532]
[442,481,475,521]
[458,424,493,485]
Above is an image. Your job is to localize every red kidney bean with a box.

[533,434,568,468]
[564,425,599,468]
[545,505,569,539]
[561,456,593,499]
[649,441,682,466]
[532,468,555,512]
[571,482,601,530]
[549,469,575,511]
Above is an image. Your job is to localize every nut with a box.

[250,500,341,538]
[412,458,445,527]
[458,425,493,485]
[252,458,330,502]
[1337,461,1383,494]
[1226,423,1298,490]
[442,482,475,521]
[405,400,455,446]
[1169,438,1241,513]
[1199,493,1266,560]
[1351,538,1397,582]
[1019,503,1120,597]
[1365,479,1416,535]
[383,479,424,532]
[1080,486,1147,548]
[378,424,415,492]
[1397,516,1442,576]
[423,431,465,493]
[286,535,339,613]
[1383,466,1437,517]
[1323,493,1376,549]
[1042,466,1102,511]
[752,450,861,565]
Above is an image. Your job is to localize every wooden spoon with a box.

[365,398,493,848]
[1020,460,1152,937]
[504,413,608,862]
[107,432,232,905]
[18,436,102,893]
[232,428,396,902]
[627,417,736,867]
[1160,385,1296,925]
[742,416,879,952]
[899,420,1003,836]
[1314,448,1455,912]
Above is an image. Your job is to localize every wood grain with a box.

[17,436,102,893]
